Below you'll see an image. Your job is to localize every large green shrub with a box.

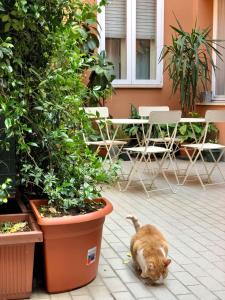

[0,0,117,211]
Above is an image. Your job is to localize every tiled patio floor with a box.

[32,161,225,300]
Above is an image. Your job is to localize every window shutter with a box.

[105,0,126,39]
[136,0,156,39]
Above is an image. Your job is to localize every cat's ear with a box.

[164,259,171,267]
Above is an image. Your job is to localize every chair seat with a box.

[124,145,171,154]
[86,140,127,146]
[183,143,225,150]
[150,137,181,143]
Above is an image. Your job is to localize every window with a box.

[98,0,164,88]
[212,0,225,100]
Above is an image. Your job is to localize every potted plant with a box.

[0,180,42,300]
[0,0,116,294]
[160,19,222,115]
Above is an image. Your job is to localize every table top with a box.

[97,118,206,124]
[97,118,148,125]
[180,117,205,123]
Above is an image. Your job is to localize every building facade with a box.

[97,0,225,142]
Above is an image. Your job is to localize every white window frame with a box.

[98,0,164,88]
[212,0,225,101]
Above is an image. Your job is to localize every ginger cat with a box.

[127,215,171,283]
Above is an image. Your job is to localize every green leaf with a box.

[1,14,9,22]
[4,118,12,129]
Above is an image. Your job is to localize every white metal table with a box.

[96,117,207,161]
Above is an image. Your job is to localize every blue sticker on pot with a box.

[87,247,97,265]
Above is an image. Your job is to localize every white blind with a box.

[136,0,156,39]
[105,0,126,39]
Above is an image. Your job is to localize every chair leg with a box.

[123,153,144,191]
[180,148,200,186]
[193,163,206,190]
[198,151,211,183]
[207,149,225,181]
[168,153,180,184]
[147,152,175,193]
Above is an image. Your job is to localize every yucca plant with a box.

[160,19,222,115]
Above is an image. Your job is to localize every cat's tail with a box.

[126,215,141,232]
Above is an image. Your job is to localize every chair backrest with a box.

[149,111,181,125]
[143,111,181,150]
[83,107,109,119]
[205,110,225,123]
[139,106,169,118]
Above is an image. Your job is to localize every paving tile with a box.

[103,277,127,292]
[200,251,222,262]
[112,291,135,300]
[31,291,51,299]
[169,251,191,265]
[126,282,153,298]
[197,276,225,291]
[150,284,178,300]
[114,230,130,238]
[190,257,215,271]
[182,263,208,277]
[116,269,140,283]
[188,284,218,300]
[110,242,129,252]
[206,245,225,256]
[88,275,104,286]
[102,248,119,259]
[169,261,184,272]
[214,291,225,300]
[99,256,107,265]
[173,271,199,285]
[178,295,198,300]
[186,241,208,252]
[71,296,92,300]
[107,257,129,270]
[70,286,90,296]
[165,279,190,295]
[88,286,112,299]
[50,293,72,300]
[104,234,121,243]
[98,264,116,278]
[176,246,200,258]
[207,268,225,283]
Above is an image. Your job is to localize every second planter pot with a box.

[29,198,113,293]
[0,213,43,299]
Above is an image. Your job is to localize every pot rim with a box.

[0,213,43,244]
[29,198,113,226]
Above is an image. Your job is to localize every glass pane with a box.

[105,38,127,79]
[136,0,156,80]
[105,0,127,80]
[215,0,225,97]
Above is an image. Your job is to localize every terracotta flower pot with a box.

[29,198,113,293]
[0,213,43,299]
[178,146,198,160]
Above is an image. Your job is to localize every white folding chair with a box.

[181,110,225,189]
[139,106,180,182]
[139,106,170,117]
[81,107,127,162]
[123,111,182,197]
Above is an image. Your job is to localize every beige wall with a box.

[106,0,214,118]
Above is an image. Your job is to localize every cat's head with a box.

[141,254,171,282]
